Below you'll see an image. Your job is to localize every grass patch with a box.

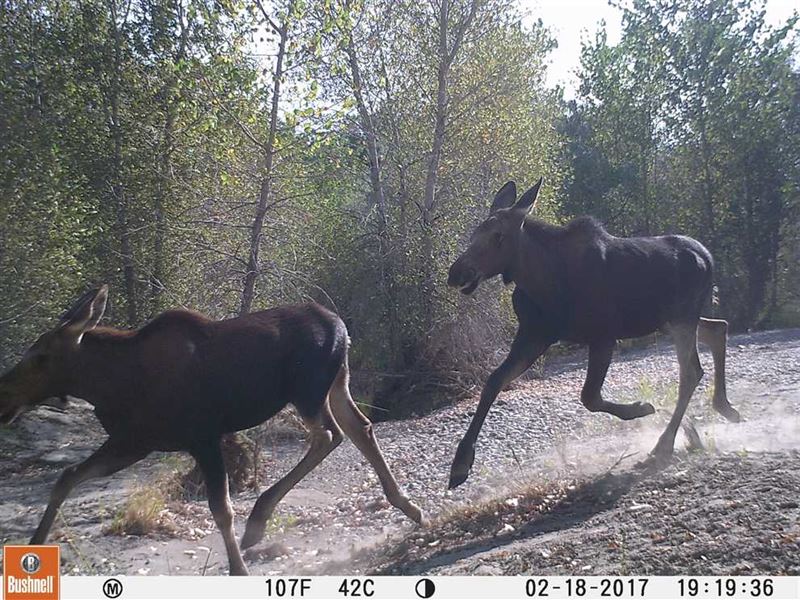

[105,466,183,537]
[106,485,171,536]
[366,478,582,572]
[634,376,678,410]
[265,514,298,535]
[362,470,647,575]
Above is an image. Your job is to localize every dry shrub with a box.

[377,282,521,418]
[177,408,308,500]
[372,477,580,570]
[179,433,256,499]
[105,483,177,536]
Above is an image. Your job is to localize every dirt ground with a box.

[359,452,800,576]
[0,328,798,576]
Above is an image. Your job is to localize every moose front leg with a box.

[31,438,147,544]
[581,340,656,420]
[448,332,550,489]
[191,441,249,576]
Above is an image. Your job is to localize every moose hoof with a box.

[635,453,671,472]
[636,439,674,471]
[448,458,472,489]
[627,401,656,419]
[411,506,427,527]
[714,403,741,423]
[407,502,426,526]
[609,401,656,420]
[230,564,250,576]
[240,523,264,550]
[448,469,470,490]
[448,443,475,489]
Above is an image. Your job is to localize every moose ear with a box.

[513,177,543,214]
[61,285,109,338]
[490,181,517,213]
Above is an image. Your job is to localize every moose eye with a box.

[32,354,49,367]
[492,231,503,247]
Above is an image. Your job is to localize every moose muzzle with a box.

[447,258,481,295]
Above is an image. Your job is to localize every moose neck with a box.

[508,218,565,310]
[66,328,139,410]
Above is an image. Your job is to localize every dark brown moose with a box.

[447,178,741,489]
[0,287,423,575]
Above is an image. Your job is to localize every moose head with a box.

[447,177,543,295]
[0,286,108,425]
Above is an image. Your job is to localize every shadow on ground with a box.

[371,468,654,575]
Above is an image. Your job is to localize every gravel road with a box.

[0,328,798,576]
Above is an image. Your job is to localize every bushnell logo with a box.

[20,553,41,575]
[3,545,60,600]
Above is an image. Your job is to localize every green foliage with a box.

[566,0,799,328]
[1,0,797,415]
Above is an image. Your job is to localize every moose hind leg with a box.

[651,322,703,460]
[191,441,249,576]
[240,404,343,550]
[697,317,740,422]
[31,438,147,544]
[328,365,424,524]
[581,340,655,420]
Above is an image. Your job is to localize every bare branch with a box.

[253,0,282,34]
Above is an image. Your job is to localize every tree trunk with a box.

[108,0,137,326]
[344,25,400,358]
[150,91,172,316]
[699,111,716,253]
[418,0,477,330]
[150,0,188,316]
[240,1,293,315]
[419,1,453,331]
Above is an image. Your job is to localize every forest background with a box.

[1,0,798,416]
